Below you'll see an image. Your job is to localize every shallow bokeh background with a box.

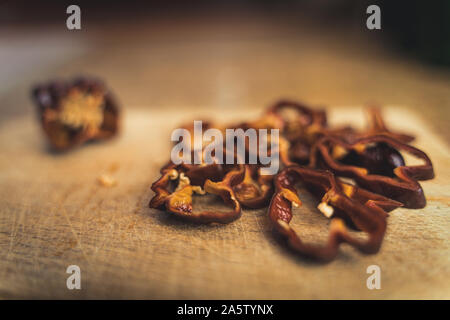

[1,0,449,138]
[0,1,449,299]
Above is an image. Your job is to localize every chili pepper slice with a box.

[310,135,434,208]
[268,165,402,262]
[150,163,245,224]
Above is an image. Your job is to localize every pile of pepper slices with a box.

[150,100,435,262]
[29,78,437,262]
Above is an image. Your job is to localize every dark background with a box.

[2,0,449,66]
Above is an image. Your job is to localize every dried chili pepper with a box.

[149,99,435,262]
[310,135,434,208]
[268,165,402,262]
[150,162,245,224]
[364,107,415,143]
[266,100,328,144]
[32,76,120,151]
[233,165,274,209]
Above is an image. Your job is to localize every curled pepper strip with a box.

[269,165,402,262]
[149,162,223,208]
[310,135,434,208]
[266,100,327,143]
[150,163,245,224]
[364,107,415,143]
[149,164,179,210]
[233,165,274,209]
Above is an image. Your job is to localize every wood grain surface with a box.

[0,107,448,299]
[1,10,449,299]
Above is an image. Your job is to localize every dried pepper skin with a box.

[149,162,245,224]
[266,100,328,142]
[268,165,402,262]
[310,135,434,208]
[233,165,274,209]
[339,142,405,177]
[149,99,435,261]
[364,107,415,143]
[31,76,120,151]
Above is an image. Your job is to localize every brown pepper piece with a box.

[150,163,245,224]
[268,165,402,262]
[364,107,415,143]
[31,76,120,151]
[310,135,434,208]
[149,99,435,262]
[338,142,405,177]
[233,165,274,209]
[266,100,328,143]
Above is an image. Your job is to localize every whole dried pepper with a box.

[31,76,120,151]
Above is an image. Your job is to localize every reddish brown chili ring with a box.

[149,163,179,210]
[265,100,327,143]
[364,107,415,143]
[31,76,120,151]
[150,163,245,224]
[264,101,361,164]
[310,135,434,208]
[268,165,402,262]
[149,162,225,209]
[233,165,274,209]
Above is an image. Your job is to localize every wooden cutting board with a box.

[0,107,449,299]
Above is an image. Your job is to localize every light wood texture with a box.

[0,107,448,299]
[1,11,449,299]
